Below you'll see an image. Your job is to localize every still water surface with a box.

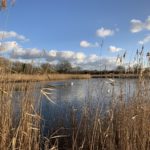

[42,78,136,105]
[40,78,137,132]
[12,78,141,135]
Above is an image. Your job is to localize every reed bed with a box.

[0,73,91,82]
[0,80,41,149]
[68,78,150,150]
[0,72,150,150]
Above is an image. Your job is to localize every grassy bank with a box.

[0,73,147,83]
[92,72,150,78]
[0,73,91,82]
[0,74,150,149]
[92,73,139,78]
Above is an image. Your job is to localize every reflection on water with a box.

[12,78,150,139]
[42,78,137,104]
[12,78,142,135]
[40,78,138,134]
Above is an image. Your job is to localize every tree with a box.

[12,62,33,74]
[41,63,55,73]
[133,64,142,74]
[116,65,125,73]
[56,60,72,73]
[72,66,81,72]
[0,57,11,72]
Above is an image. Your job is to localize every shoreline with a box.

[0,73,149,83]
[91,74,139,79]
[0,73,91,83]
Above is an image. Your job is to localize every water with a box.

[40,78,138,134]
[12,78,140,135]
[11,78,150,148]
[42,78,137,105]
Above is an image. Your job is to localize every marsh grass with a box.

[0,71,150,149]
[0,78,41,149]
[0,73,91,83]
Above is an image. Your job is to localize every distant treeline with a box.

[0,58,82,74]
[0,57,150,74]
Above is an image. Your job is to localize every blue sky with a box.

[0,0,150,69]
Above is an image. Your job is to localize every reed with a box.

[0,50,150,149]
[0,73,91,82]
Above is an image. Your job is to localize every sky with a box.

[0,0,150,70]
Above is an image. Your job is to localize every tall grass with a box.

[0,72,150,149]
[0,78,41,149]
[69,78,150,150]
[0,73,91,82]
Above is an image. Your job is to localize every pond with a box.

[40,78,137,134]
[10,78,150,149]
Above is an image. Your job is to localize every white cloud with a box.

[47,50,86,63]
[0,31,28,41]
[80,40,99,48]
[0,41,19,51]
[96,27,114,38]
[8,43,118,70]
[145,16,150,30]
[81,56,117,70]
[74,52,86,63]
[80,41,90,48]
[29,48,42,57]
[130,16,150,33]
[0,39,120,70]
[11,48,26,57]
[130,19,143,33]
[11,47,86,63]
[12,47,43,59]
[138,35,150,45]
[108,45,123,52]
[88,54,99,62]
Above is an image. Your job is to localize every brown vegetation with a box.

[0,45,150,149]
[0,71,150,149]
[0,73,91,82]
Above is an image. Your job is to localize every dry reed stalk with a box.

[0,47,150,149]
[0,73,91,82]
[1,0,7,9]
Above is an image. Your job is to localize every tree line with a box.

[0,58,81,74]
[1,57,150,74]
